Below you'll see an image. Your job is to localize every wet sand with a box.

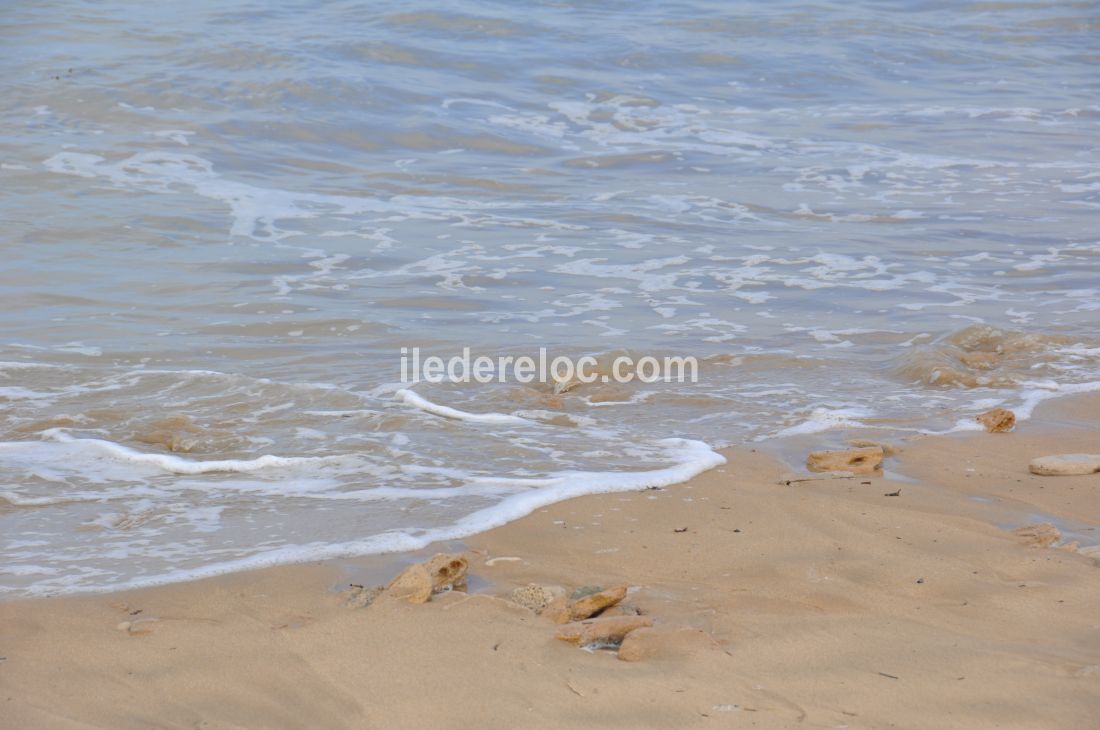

[1,394,1098,729]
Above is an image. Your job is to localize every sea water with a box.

[2,0,1098,596]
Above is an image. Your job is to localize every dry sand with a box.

[2,395,1098,729]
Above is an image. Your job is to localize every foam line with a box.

[38,429,336,475]
[395,389,529,425]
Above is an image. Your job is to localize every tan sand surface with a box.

[2,395,1098,729]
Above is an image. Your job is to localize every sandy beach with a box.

[2,393,1097,730]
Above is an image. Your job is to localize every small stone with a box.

[617,625,714,662]
[806,447,883,474]
[568,584,628,621]
[509,584,556,613]
[115,621,131,632]
[385,563,433,604]
[555,615,653,647]
[424,553,468,592]
[1013,523,1061,548]
[976,408,1015,433]
[1029,454,1100,476]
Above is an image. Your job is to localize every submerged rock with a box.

[1029,454,1100,476]
[959,351,999,370]
[806,446,883,474]
[976,408,1015,433]
[1013,523,1062,548]
[555,615,652,647]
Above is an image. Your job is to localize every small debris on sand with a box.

[1028,454,1100,476]
[976,408,1015,433]
[807,447,884,475]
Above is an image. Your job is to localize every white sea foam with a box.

[30,429,355,475]
[395,389,529,425]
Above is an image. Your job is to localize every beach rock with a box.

[555,615,653,647]
[542,595,572,624]
[509,584,557,613]
[424,553,468,592]
[617,625,713,662]
[568,584,628,621]
[1029,454,1100,476]
[977,408,1015,433]
[385,563,434,604]
[542,584,630,622]
[806,447,883,474]
[1013,523,1061,548]
[847,439,900,457]
[599,604,641,618]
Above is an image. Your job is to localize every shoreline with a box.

[2,392,1098,728]
[4,383,1099,602]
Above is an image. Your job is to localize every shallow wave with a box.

[0,437,724,596]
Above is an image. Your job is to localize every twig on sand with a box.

[878,671,899,680]
[884,489,901,497]
[779,473,856,486]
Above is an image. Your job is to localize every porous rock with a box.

[509,584,556,613]
[976,407,1015,433]
[424,553,468,592]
